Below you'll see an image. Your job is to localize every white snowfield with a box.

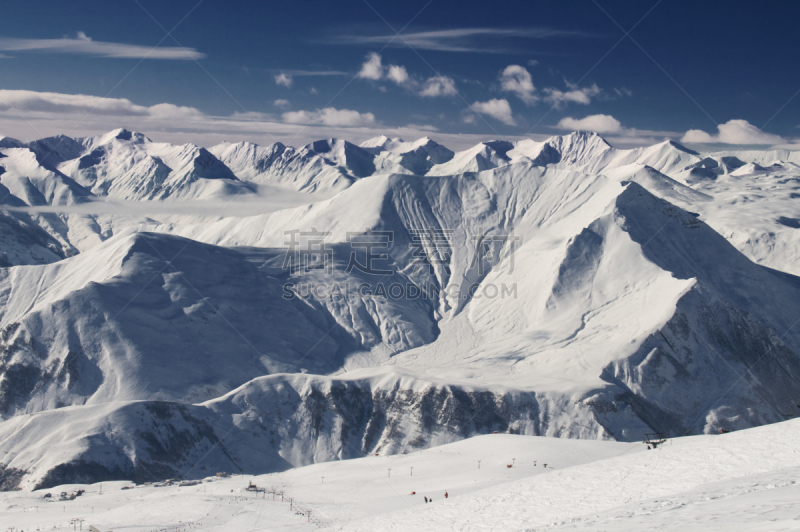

[0,128,800,501]
[326,418,800,532]
[2,420,800,531]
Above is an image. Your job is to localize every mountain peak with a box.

[360,135,398,149]
[560,130,612,146]
[0,136,24,148]
[112,128,133,140]
[106,127,149,142]
[301,138,376,178]
[84,128,150,149]
[664,139,699,155]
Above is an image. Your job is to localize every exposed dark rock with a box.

[0,464,26,491]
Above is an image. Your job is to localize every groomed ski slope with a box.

[3,418,800,531]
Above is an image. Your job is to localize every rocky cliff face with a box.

[3,373,595,490]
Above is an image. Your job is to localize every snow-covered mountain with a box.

[60,129,253,201]
[1,128,799,490]
[361,135,455,175]
[209,139,358,193]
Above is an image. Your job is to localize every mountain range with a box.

[0,128,799,490]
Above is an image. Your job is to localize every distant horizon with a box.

[2,124,798,155]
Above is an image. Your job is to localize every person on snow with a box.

[444,491,448,499]
[424,496,428,503]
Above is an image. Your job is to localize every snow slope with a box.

[3,419,800,531]
[0,230,439,417]
[0,147,90,206]
[333,415,800,531]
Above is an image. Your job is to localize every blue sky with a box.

[0,0,797,149]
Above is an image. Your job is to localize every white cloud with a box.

[354,54,455,98]
[273,99,290,108]
[0,89,201,118]
[470,99,515,125]
[230,111,275,121]
[357,52,384,80]
[337,28,592,53]
[554,114,684,145]
[0,32,204,60]
[556,114,622,134]
[404,123,438,132]
[496,71,601,108]
[277,70,347,77]
[543,83,600,108]
[681,119,784,145]
[282,107,377,127]
[499,65,537,105]
[387,65,409,85]
[275,73,293,88]
[419,76,458,97]
[145,103,205,120]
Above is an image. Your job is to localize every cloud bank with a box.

[282,108,376,127]
[0,89,202,119]
[0,89,554,151]
[681,119,784,145]
[557,114,622,134]
[0,88,723,152]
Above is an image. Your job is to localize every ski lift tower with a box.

[643,432,667,449]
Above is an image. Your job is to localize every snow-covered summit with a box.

[300,138,377,178]
[360,136,455,175]
[359,134,402,149]
[81,127,151,150]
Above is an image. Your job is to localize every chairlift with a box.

[643,432,666,449]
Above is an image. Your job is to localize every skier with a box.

[444,491,448,499]
[424,496,428,503]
